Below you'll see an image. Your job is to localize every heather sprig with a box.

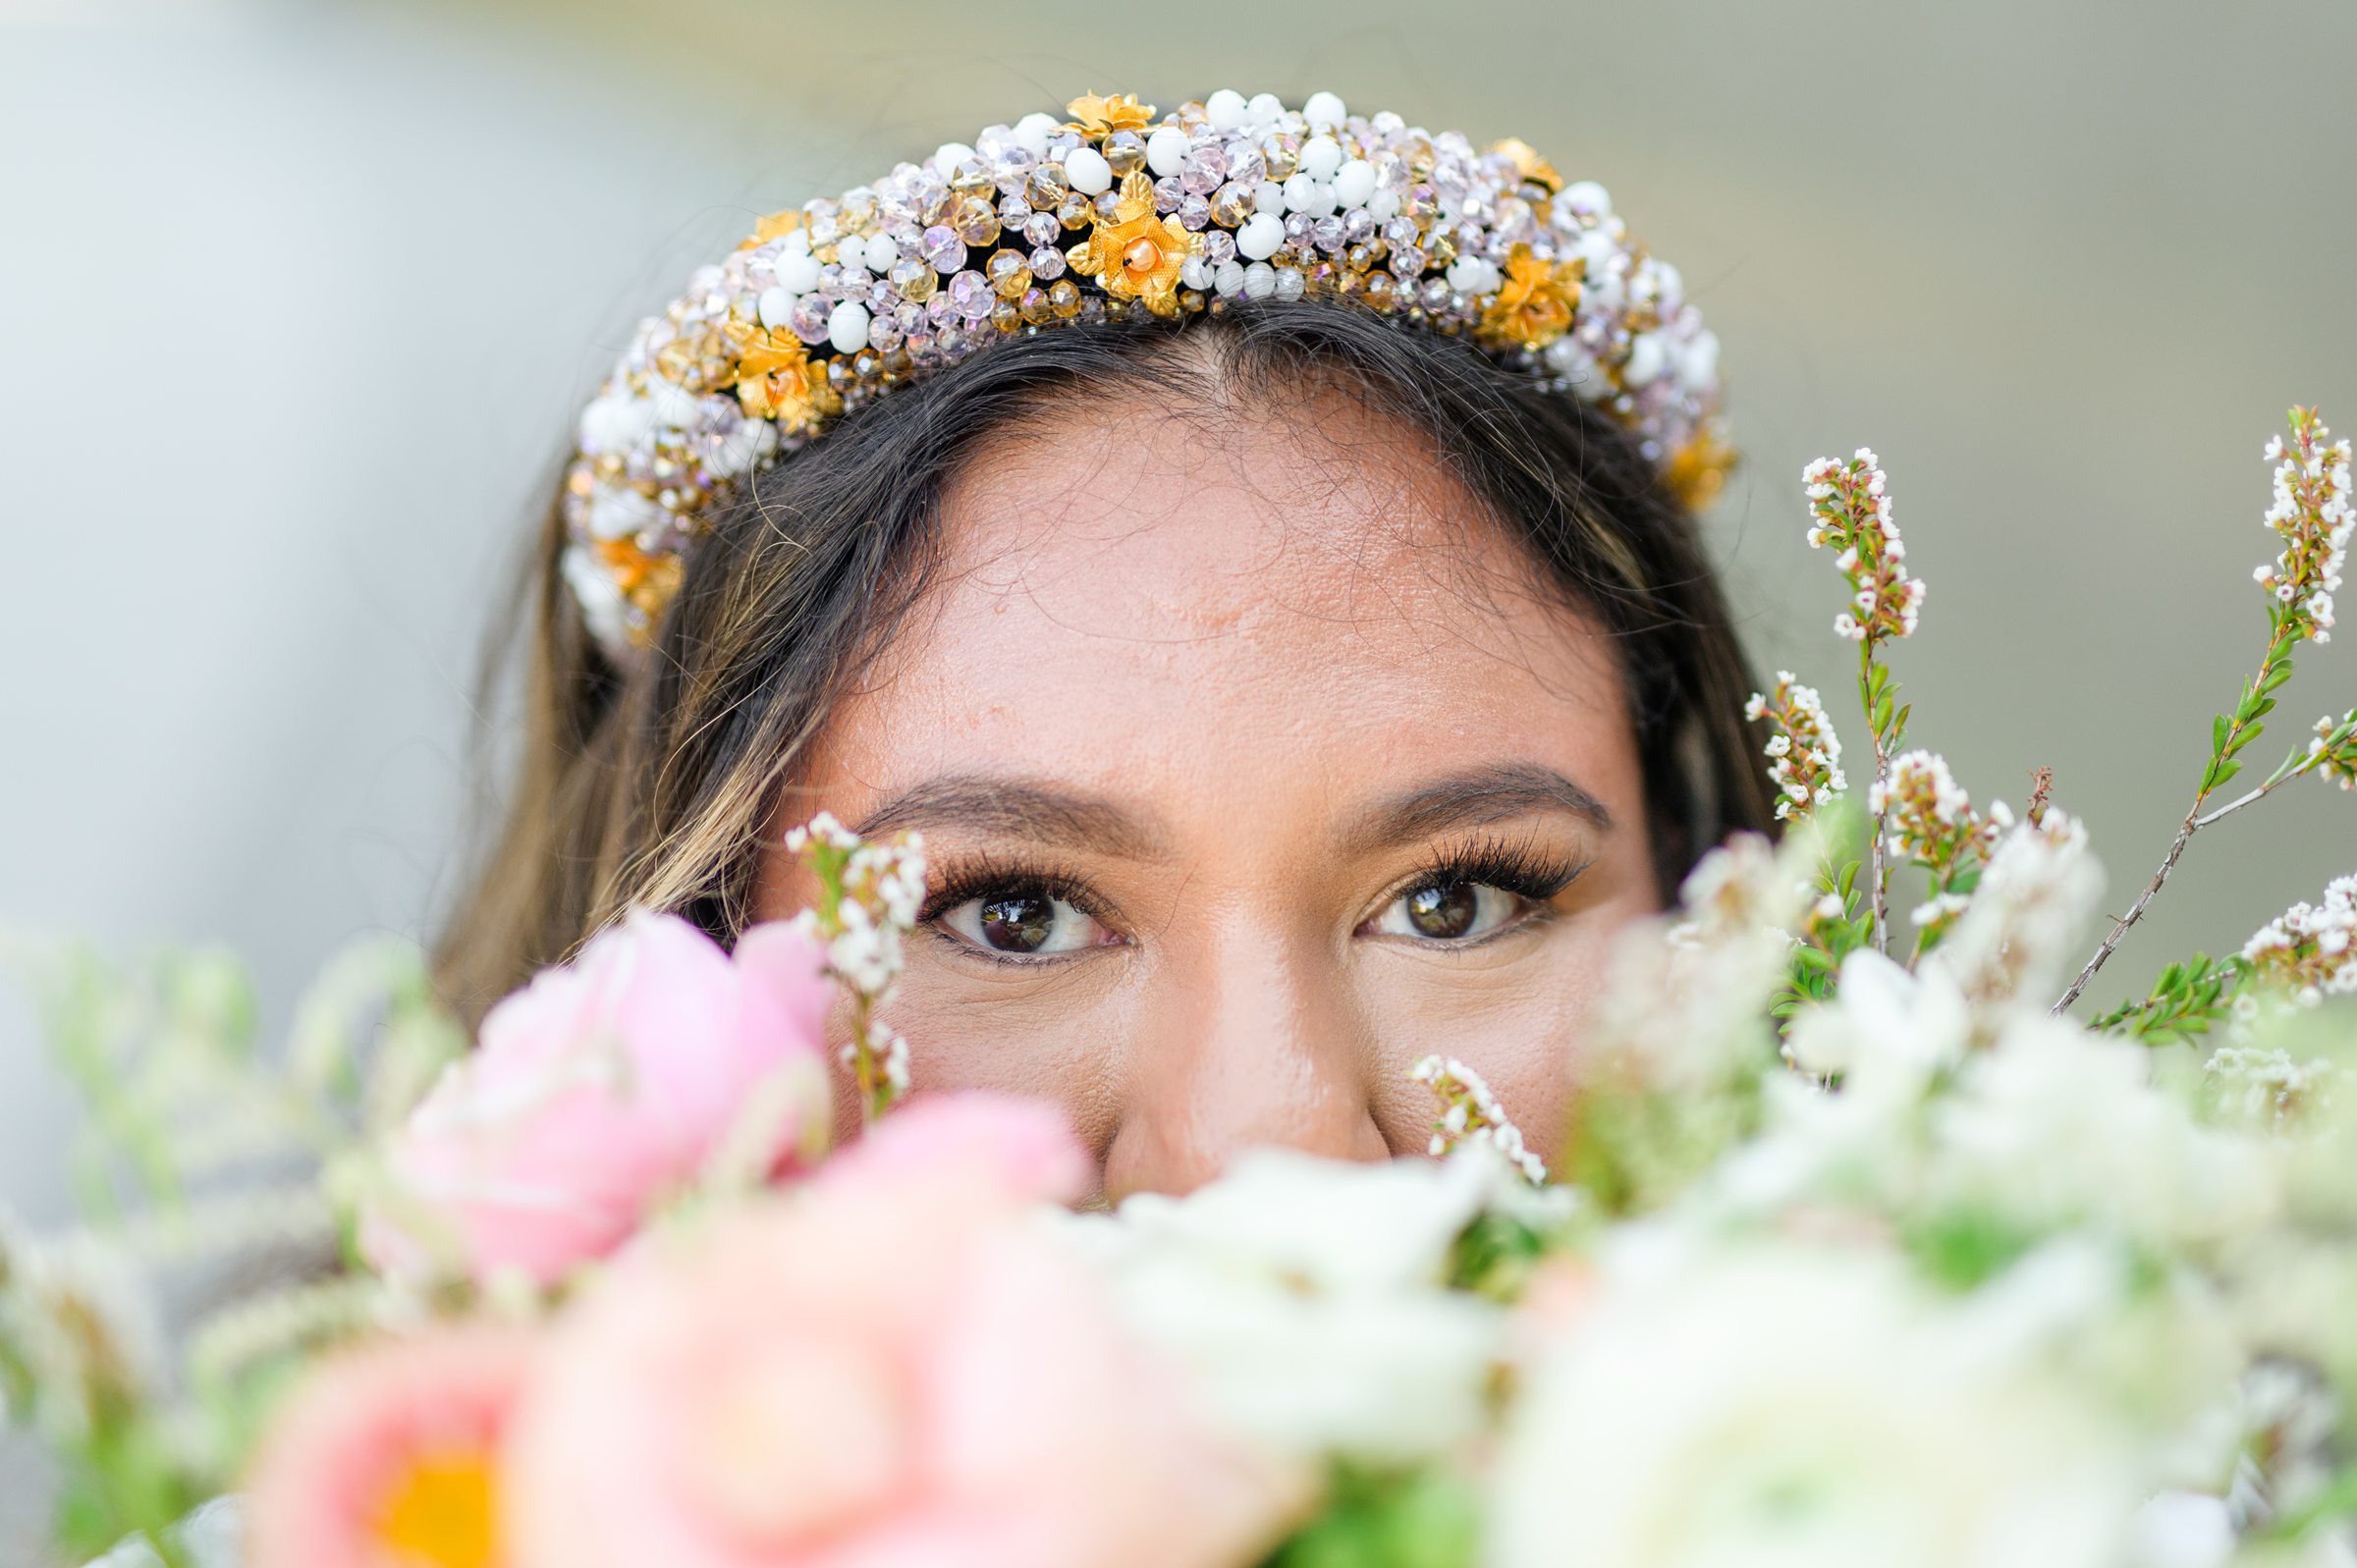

[788,811,926,1121]
[1410,1055,1548,1186]
[1743,671,1848,823]
[2056,409,2355,1014]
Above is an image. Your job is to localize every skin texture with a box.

[756,386,1658,1203]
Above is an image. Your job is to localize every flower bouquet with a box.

[4,414,2354,1568]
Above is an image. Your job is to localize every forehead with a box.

[806,393,1632,813]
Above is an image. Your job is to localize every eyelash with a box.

[1381,833,1590,920]
[916,854,1111,929]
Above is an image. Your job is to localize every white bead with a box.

[1299,135,1342,180]
[1273,267,1305,302]
[588,484,662,540]
[835,234,868,272]
[828,300,871,353]
[757,286,794,329]
[779,228,812,256]
[1446,256,1486,293]
[1252,181,1286,215]
[1206,88,1247,130]
[1146,126,1189,178]
[1236,212,1286,260]
[773,249,822,294]
[578,394,655,453]
[933,141,976,173]
[1653,260,1684,310]
[1245,92,1284,129]
[1213,259,1247,297]
[1303,91,1345,130]
[1242,261,1278,299]
[1332,158,1376,208]
[1573,230,1617,272]
[1366,188,1401,220]
[1180,253,1212,290]
[1283,173,1320,213]
[1562,179,1613,218]
[1677,330,1721,392]
[1013,112,1060,153]
[1622,331,1667,387]
[1065,145,1113,195]
[705,418,779,479]
[646,379,704,429]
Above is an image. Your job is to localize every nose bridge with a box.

[1103,906,1388,1199]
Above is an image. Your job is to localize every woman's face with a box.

[756,388,1658,1201]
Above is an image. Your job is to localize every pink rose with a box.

[501,1105,1292,1568]
[360,912,833,1288]
[820,1091,1093,1207]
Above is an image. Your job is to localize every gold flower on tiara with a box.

[722,321,841,431]
[1067,171,1197,319]
[1476,244,1581,352]
[1062,90,1157,137]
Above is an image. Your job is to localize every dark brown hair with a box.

[436,301,1776,1022]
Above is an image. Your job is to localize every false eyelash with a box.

[914,851,1113,928]
[1395,831,1591,907]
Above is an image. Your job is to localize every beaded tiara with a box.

[563,89,1732,657]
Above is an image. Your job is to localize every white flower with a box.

[1785,948,1970,1096]
[1490,1240,2140,1568]
[1071,1151,1504,1467]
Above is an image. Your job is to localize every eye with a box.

[936,885,1117,958]
[1370,877,1532,943]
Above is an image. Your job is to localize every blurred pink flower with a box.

[245,1327,534,1568]
[820,1091,1092,1207]
[501,1117,1292,1568]
[360,913,833,1288]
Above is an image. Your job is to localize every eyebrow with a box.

[1344,762,1615,853]
[851,774,1168,860]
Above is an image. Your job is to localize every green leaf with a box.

[2211,714,2231,757]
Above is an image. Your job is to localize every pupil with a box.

[1406,881,1479,939]
[979,893,1055,952]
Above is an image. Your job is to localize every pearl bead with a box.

[1205,88,1247,130]
[773,249,822,294]
[1064,146,1113,195]
[1622,331,1667,387]
[1013,112,1060,153]
[1251,180,1286,215]
[1242,261,1278,299]
[1303,91,1345,130]
[828,300,872,353]
[1245,92,1284,129]
[1236,212,1286,260]
[1562,180,1613,219]
[1331,159,1376,210]
[757,287,794,329]
[1146,126,1189,178]
[1299,135,1342,180]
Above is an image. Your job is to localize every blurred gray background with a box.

[4,0,2352,1266]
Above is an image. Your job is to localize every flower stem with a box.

[1859,639,1891,954]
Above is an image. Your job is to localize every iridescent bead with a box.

[990,299,1020,333]
[1153,176,1184,213]
[890,256,936,301]
[925,291,958,325]
[1019,286,1055,325]
[1209,182,1254,228]
[1389,244,1427,278]
[987,250,1032,299]
[1178,194,1211,230]
[947,269,993,320]
[1226,143,1266,187]
[1057,194,1092,230]
[1261,134,1301,182]
[868,315,904,352]
[1417,277,1453,312]
[1284,211,1315,244]
[788,294,834,345]
[1048,278,1082,317]
[920,225,967,273]
[1029,244,1066,281]
[1363,270,1397,307]
[1093,190,1124,222]
[998,194,1032,230]
[1313,215,1345,252]
[1104,130,1148,177]
[950,194,1000,247]
[1178,144,1227,196]
[1023,211,1061,247]
[1343,208,1378,244]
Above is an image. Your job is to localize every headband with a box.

[564,89,1732,657]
